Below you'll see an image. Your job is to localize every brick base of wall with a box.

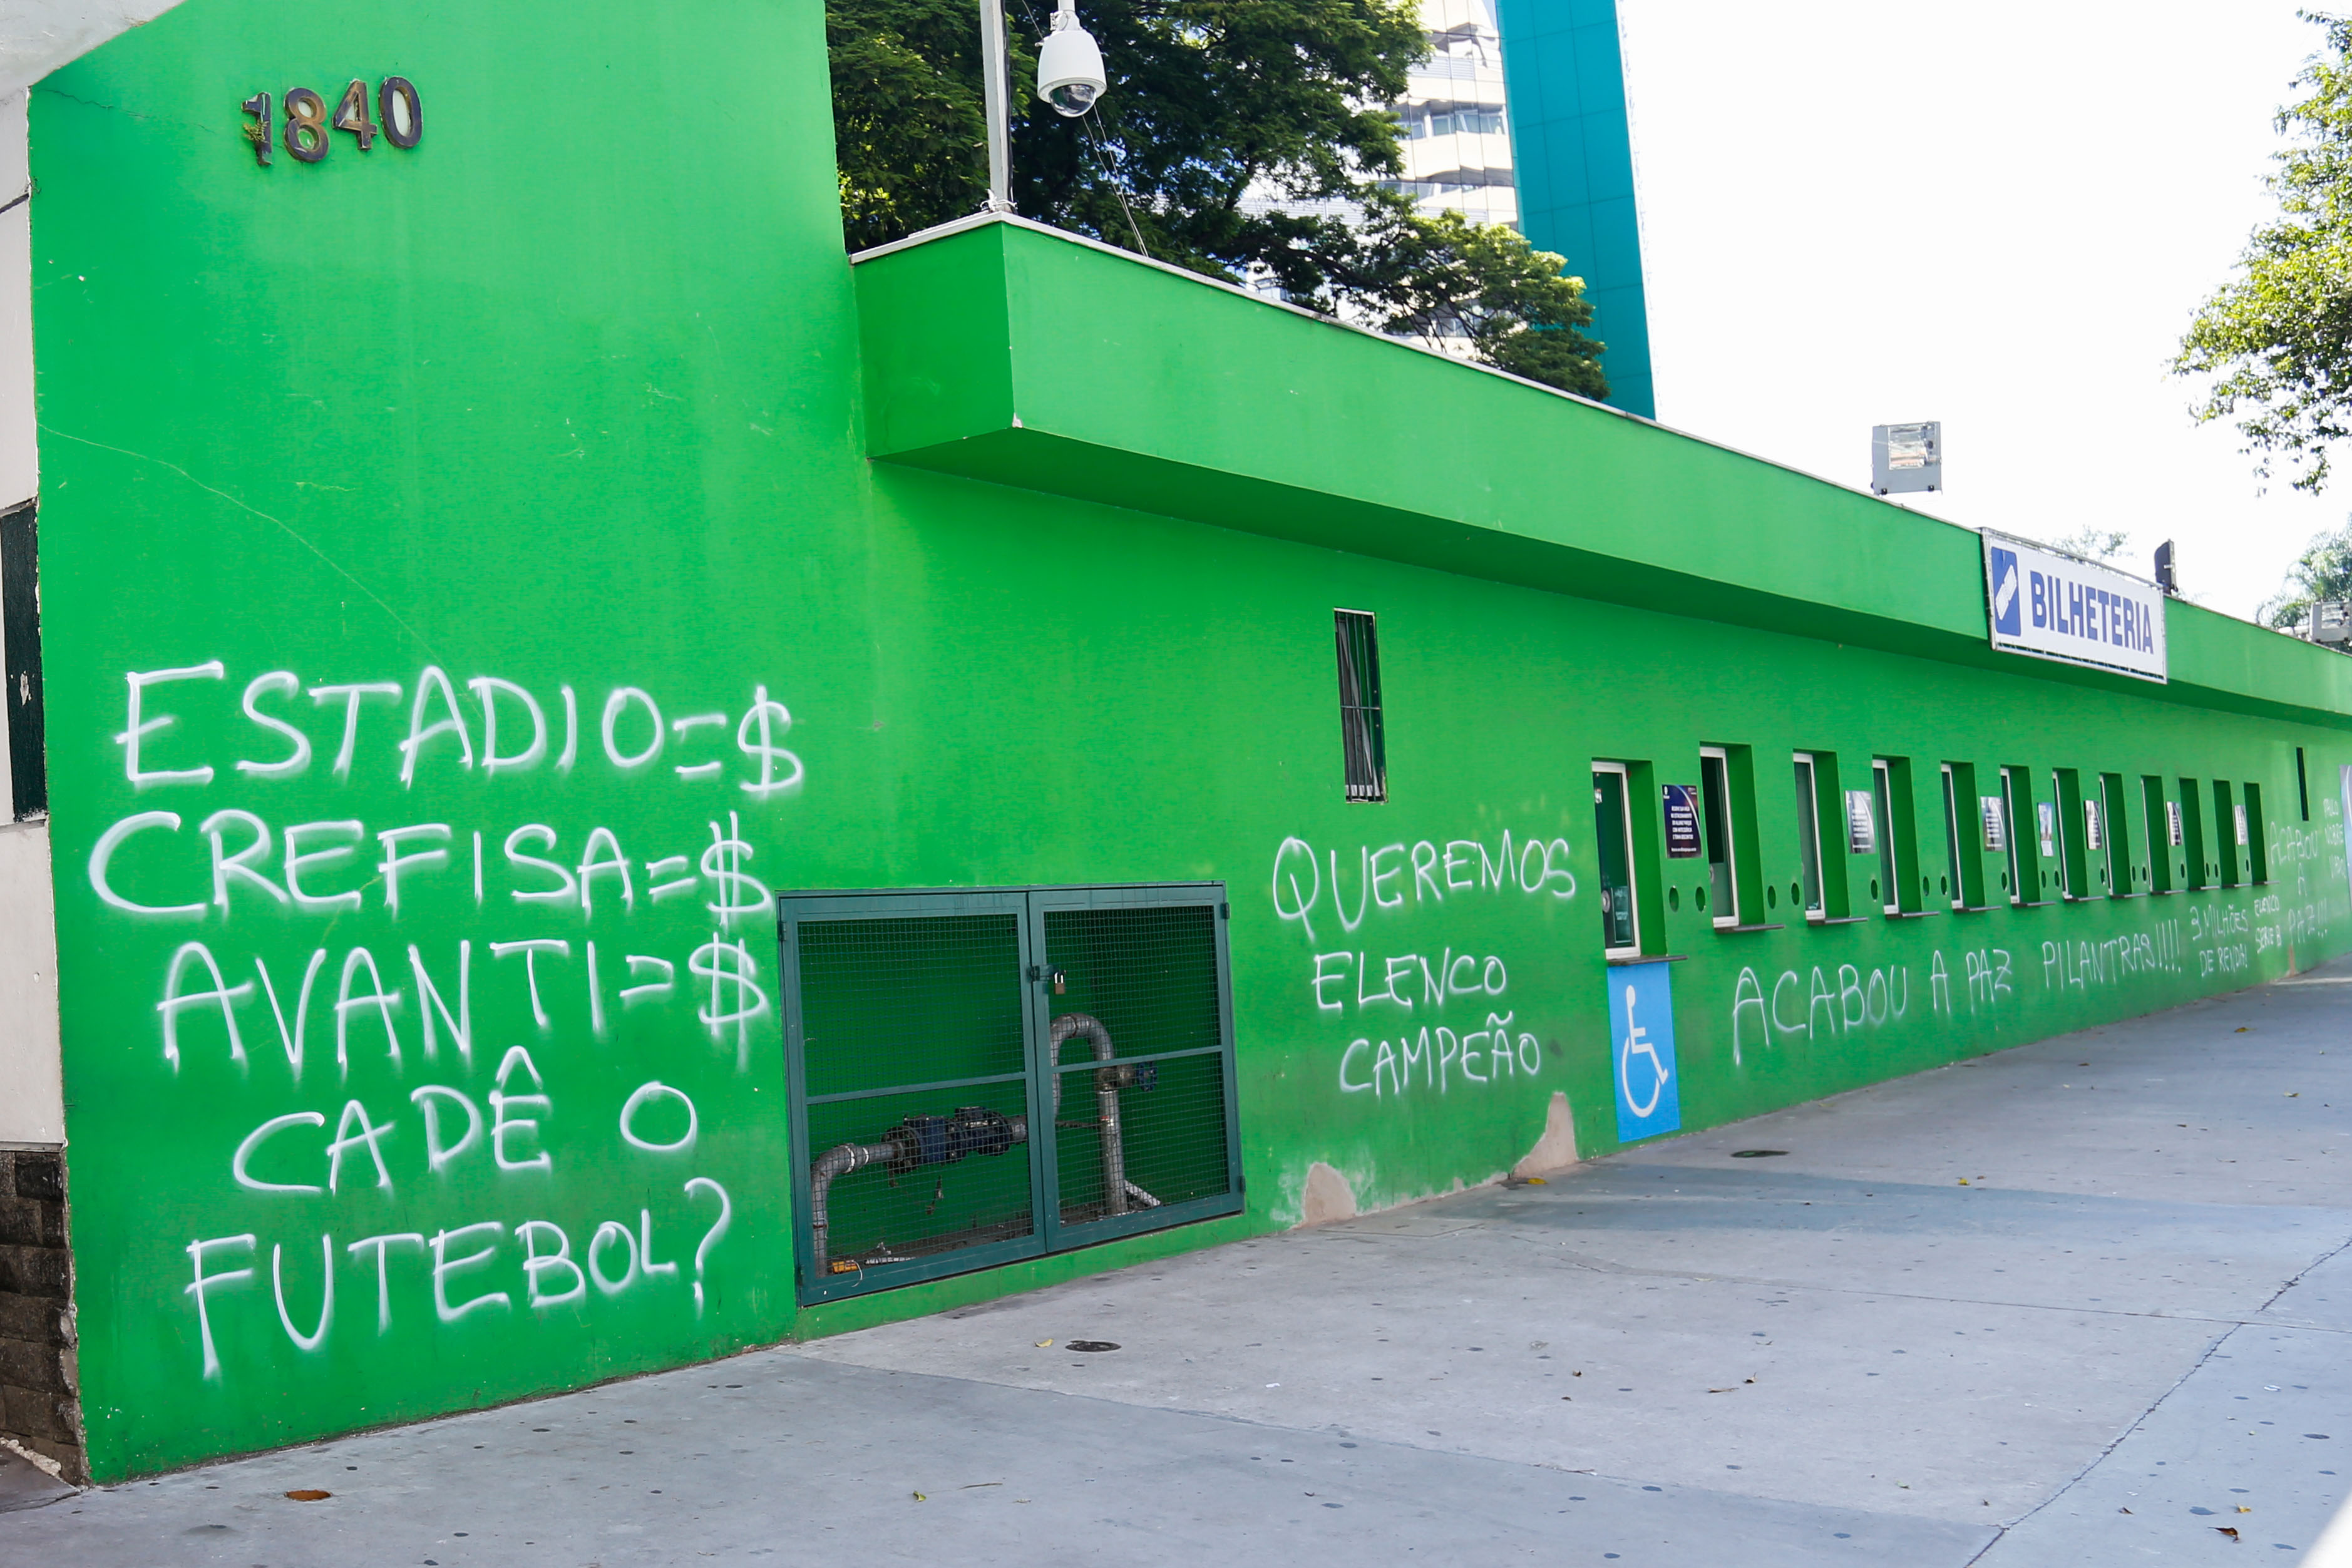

[0,1147,80,1485]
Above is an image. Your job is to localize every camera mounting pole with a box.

[979,0,1014,212]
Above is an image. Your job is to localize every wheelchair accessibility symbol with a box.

[1610,961,1682,1141]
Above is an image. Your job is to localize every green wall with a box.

[29,0,2352,1483]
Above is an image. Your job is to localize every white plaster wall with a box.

[0,94,58,1145]
[0,90,29,835]
[2,1,187,99]
[0,89,29,520]
[0,820,63,1144]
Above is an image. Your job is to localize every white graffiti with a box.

[95,811,780,927]
[187,1069,735,1375]
[113,663,800,796]
[156,930,768,1074]
[1340,1012,1541,1099]
[1271,829,1574,942]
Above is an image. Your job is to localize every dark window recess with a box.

[1,503,43,821]
[1593,767,1637,951]
[1334,609,1386,802]
[780,883,1242,1305]
[2298,747,2311,821]
[1699,751,1738,925]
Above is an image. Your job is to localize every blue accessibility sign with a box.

[1609,960,1682,1142]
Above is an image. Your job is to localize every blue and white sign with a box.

[1983,530,2168,683]
[1610,961,1681,1142]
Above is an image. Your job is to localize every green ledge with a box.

[852,215,2352,730]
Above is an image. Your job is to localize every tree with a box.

[2175,12,2352,493]
[1343,195,1609,401]
[826,0,1608,396]
[830,0,1419,281]
[2261,520,2352,627]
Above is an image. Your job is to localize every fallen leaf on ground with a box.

[2118,1507,2132,1514]
[2217,1526,2241,1540]
[284,1490,331,1502]
[912,1492,926,1502]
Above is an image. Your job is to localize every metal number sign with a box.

[241,77,421,167]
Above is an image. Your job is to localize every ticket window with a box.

[1999,766,2031,904]
[2140,776,2174,894]
[1794,752,1827,921]
[1700,747,1740,928]
[1869,759,1913,915]
[2214,780,2241,888]
[1939,762,1992,910]
[1594,762,1641,957]
[2052,769,2089,899]
[2245,783,2269,883]
[2179,779,2209,890]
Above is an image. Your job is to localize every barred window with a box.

[1334,609,1386,802]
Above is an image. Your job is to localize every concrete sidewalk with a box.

[13,963,2352,1565]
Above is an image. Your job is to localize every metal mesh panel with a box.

[798,915,1025,1099]
[786,888,1238,1303]
[794,912,1033,1285]
[1042,903,1231,1232]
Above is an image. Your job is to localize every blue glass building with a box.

[1491,0,1654,418]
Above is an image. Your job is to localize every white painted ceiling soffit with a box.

[3,0,187,100]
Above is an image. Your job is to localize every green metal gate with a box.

[779,883,1241,1304]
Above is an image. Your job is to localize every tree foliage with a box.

[827,0,1607,397]
[1340,194,1607,398]
[2050,526,2130,563]
[2261,520,2352,627]
[2175,12,2352,493]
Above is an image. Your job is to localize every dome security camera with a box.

[1036,3,1107,116]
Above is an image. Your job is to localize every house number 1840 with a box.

[240,78,421,167]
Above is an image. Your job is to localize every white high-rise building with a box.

[1383,0,1518,230]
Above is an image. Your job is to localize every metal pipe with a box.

[809,1115,1030,1276]
[1049,1012,1127,1217]
[809,1136,902,1278]
[978,0,1014,212]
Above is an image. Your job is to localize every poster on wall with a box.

[2037,801,2058,856]
[1846,790,1876,854]
[1610,961,1680,1142]
[1980,796,2005,851]
[1982,529,2169,682]
[1662,784,1702,858]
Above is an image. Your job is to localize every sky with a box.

[1617,0,2339,623]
